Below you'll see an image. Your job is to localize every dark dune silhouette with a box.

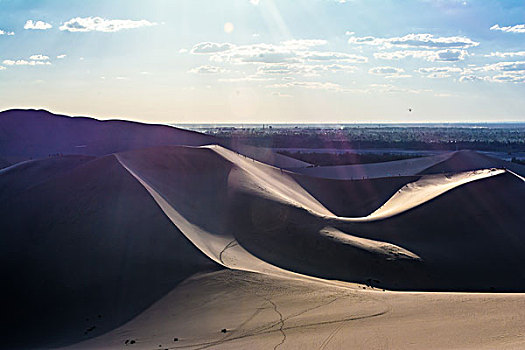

[0,109,216,161]
[0,109,307,168]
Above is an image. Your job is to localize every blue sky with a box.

[1,0,524,123]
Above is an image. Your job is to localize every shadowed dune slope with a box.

[0,155,218,349]
[0,155,95,198]
[0,156,10,169]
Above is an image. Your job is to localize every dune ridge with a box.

[112,144,524,292]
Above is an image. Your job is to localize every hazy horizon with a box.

[1,0,525,123]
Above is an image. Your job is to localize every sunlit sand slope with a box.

[65,269,525,350]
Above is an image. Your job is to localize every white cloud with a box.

[348,33,478,49]
[459,75,485,82]
[369,66,410,78]
[368,83,429,94]
[255,62,357,76]
[57,54,67,59]
[0,29,15,36]
[433,49,468,61]
[179,48,188,54]
[192,40,365,67]
[479,61,525,72]
[301,51,367,63]
[250,0,260,5]
[190,40,363,83]
[189,65,228,74]
[219,75,275,82]
[0,66,5,70]
[417,66,463,78]
[280,39,327,49]
[460,60,525,83]
[3,59,51,66]
[374,49,467,62]
[191,42,234,54]
[59,17,157,32]
[268,81,344,91]
[490,24,525,34]
[29,54,50,61]
[24,20,53,30]
[490,74,525,83]
[486,51,525,58]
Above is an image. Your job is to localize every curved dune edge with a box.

[208,145,509,221]
[115,153,355,289]
[115,145,517,286]
[357,168,506,221]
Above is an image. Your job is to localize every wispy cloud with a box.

[256,63,357,76]
[348,33,478,49]
[417,66,463,78]
[24,20,53,30]
[0,29,15,36]
[59,17,157,32]
[29,54,50,61]
[490,24,525,34]
[3,59,51,66]
[486,51,525,58]
[191,40,366,65]
[189,65,228,74]
[268,81,344,91]
[374,49,468,62]
[460,61,525,83]
[191,42,234,54]
[369,66,410,78]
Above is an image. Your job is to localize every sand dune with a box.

[65,269,525,350]
[295,152,452,179]
[0,154,217,348]
[0,109,216,161]
[419,149,525,176]
[294,149,525,180]
[2,113,524,348]
[0,109,303,168]
[111,144,524,292]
